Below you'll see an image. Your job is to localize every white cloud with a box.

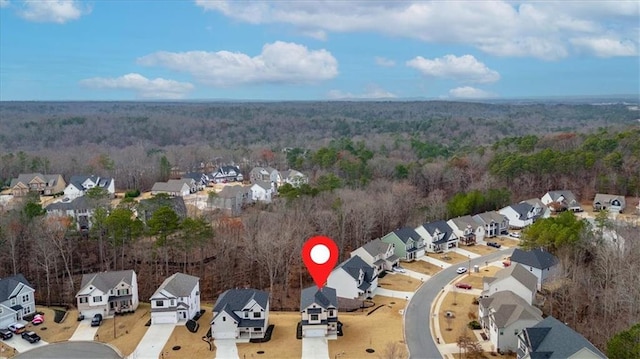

[194,1,639,60]
[407,55,500,84]
[79,73,194,99]
[375,56,396,67]
[327,85,397,100]
[19,0,89,23]
[137,41,338,87]
[448,86,495,99]
[570,37,638,57]
[0,0,10,8]
[301,30,327,41]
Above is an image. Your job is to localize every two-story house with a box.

[541,190,582,213]
[447,216,485,246]
[46,196,95,231]
[482,264,538,305]
[593,193,626,213]
[249,167,281,185]
[414,220,459,253]
[300,286,338,339]
[520,198,550,219]
[210,165,243,184]
[473,211,509,238]
[499,203,537,229]
[250,181,275,203]
[10,173,66,197]
[150,273,200,325]
[0,274,36,329]
[510,248,559,290]
[381,227,425,261]
[280,169,308,187]
[151,179,191,197]
[350,239,399,276]
[209,185,250,216]
[327,255,378,300]
[182,172,209,191]
[210,288,269,340]
[63,175,115,200]
[76,270,139,319]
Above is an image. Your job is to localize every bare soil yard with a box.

[438,292,478,344]
[427,251,470,264]
[95,303,151,356]
[462,244,498,256]
[454,266,501,290]
[161,305,215,359]
[378,273,422,292]
[32,306,80,343]
[236,312,301,359]
[0,342,16,358]
[402,260,442,275]
[495,237,520,248]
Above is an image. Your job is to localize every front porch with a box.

[108,295,134,315]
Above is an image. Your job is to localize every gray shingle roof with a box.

[509,202,534,220]
[336,255,375,283]
[151,272,199,299]
[419,220,456,245]
[511,248,559,270]
[392,227,420,244]
[360,239,391,257]
[46,196,92,211]
[68,175,113,191]
[449,215,481,231]
[546,190,580,207]
[594,193,626,207]
[474,211,507,224]
[10,173,62,188]
[489,264,538,294]
[521,316,606,358]
[79,270,135,295]
[479,291,542,328]
[0,274,33,302]
[300,286,337,310]
[213,288,269,314]
[217,185,250,198]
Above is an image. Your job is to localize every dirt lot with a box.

[95,303,151,356]
[402,260,442,275]
[32,306,81,343]
[378,273,422,292]
[495,237,521,248]
[161,305,215,359]
[454,266,501,290]
[237,312,301,359]
[427,251,471,265]
[462,244,498,256]
[0,341,17,358]
[438,292,478,344]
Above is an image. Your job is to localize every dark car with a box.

[455,282,473,290]
[487,242,501,248]
[0,329,13,340]
[21,331,41,343]
[91,313,103,327]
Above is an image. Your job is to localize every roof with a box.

[473,211,507,224]
[217,185,250,198]
[213,288,269,314]
[151,180,189,193]
[300,286,337,310]
[335,255,375,283]
[545,190,579,207]
[68,175,113,191]
[522,198,545,209]
[138,196,188,220]
[358,239,391,257]
[10,173,62,188]
[520,316,606,358]
[46,196,93,211]
[511,248,559,270]
[78,270,136,295]
[593,193,626,206]
[479,291,542,328]
[252,181,272,190]
[418,220,456,245]
[151,272,199,299]
[390,227,421,244]
[448,215,481,231]
[509,202,534,220]
[182,172,208,182]
[0,274,33,302]
[485,264,538,294]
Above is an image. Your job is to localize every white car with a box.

[8,323,25,334]
[509,232,521,238]
[456,267,468,274]
[392,266,406,273]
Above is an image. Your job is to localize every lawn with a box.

[402,260,442,276]
[378,273,422,292]
[427,251,472,265]
[160,305,215,359]
[455,266,502,289]
[438,292,478,344]
[236,312,301,359]
[0,341,16,358]
[32,306,80,343]
[462,245,497,256]
[495,237,521,248]
[95,303,151,356]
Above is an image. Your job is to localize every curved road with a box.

[405,248,514,359]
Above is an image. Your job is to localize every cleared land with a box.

[32,307,80,343]
[95,303,151,356]
[438,292,478,344]
[402,260,442,275]
[0,342,16,358]
[454,266,501,290]
[378,273,423,292]
[427,251,470,265]
[236,312,301,359]
[495,237,520,249]
[161,305,216,359]
[462,244,497,256]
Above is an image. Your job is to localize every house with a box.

[0,274,36,329]
[520,198,550,219]
[593,193,626,213]
[10,173,66,196]
[280,169,308,187]
[479,291,543,354]
[300,286,338,339]
[510,248,559,290]
[350,239,399,276]
[414,220,459,253]
[210,288,269,340]
[45,196,95,230]
[327,255,378,300]
[447,216,485,245]
[210,165,243,183]
[178,178,198,193]
[150,273,200,325]
[182,172,209,191]
[151,179,191,197]
[482,264,538,305]
[138,196,188,223]
[473,211,509,238]
[249,167,281,185]
[250,181,275,203]
[63,175,115,200]
[541,190,582,213]
[381,227,425,261]
[209,185,250,216]
[76,270,139,319]
[517,316,606,359]
[499,203,537,229]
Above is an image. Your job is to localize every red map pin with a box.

[302,235,339,289]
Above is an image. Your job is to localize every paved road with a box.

[405,248,514,359]
[13,341,121,359]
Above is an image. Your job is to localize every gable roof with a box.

[46,196,93,211]
[151,179,189,193]
[138,196,188,221]
[359,239,391,257]
[508,202,534,220]
[79,270,135,295]
[151,272,199,299]
[545,190,579,206]
[68,175,113,191]
[0,274,33,302]
[213,288,269,314]
[300,286,337,310]
[336,255,375,283]
[252,181,272,191]
[521,316,606,358]
[593,193,626,206]
[474,211,507,224]
[479,291,542,328]
[10,173,62,188]
[418,220,456,244]
[511,248,559,270]
[182,172,208,182]
[216,185,250,199]
[391,227,421,244]
[448,215,481,231]
[484,264,538,294]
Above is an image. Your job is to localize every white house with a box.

[479,291,543,354]
[510,248,559,290]
[541,190,582,212]
[520,198,550,219]
[210,165,243,183]
[327,255,378,300]
[350,239,399,276]
[280,169,308,187]
[593,193,626,213]
[473,211,509,238]
[300,286,338,339]
[76,270,139,319]
[210,288,269,340]
[46,196,94,230]
[499,203,537,229]
[249,167,281,185]
[151,180,191,197]
[150,273,200,325]
[482,264,538,305]
[414,220,459,253]
[64,175,115,200]
[250,181,275,203]
[447,216,486,246]
[0,274,36,329]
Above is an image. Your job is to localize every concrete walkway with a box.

[301,337,329,359]
[69,319,99,341]
[2,337,48,353]
[403,269,431,282]
[452,247,481,259]
[128,323,175,359]
[214,339,239,359]
[376,288,415,300]
[418,256,451,268]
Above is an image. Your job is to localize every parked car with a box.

[487,242,501,248]
[509,232,521,238]
[91,313,103,327]
[8,323,25,334]
[392,266,406,273]
[456,267,468,274]
[32,314,44,325]
[21,331,41,343]
[455,283,472,290]
[0,329,13,340]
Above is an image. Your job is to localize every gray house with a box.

[211,288,269,340]
[300,286,338,339]
[209,185,250,215]
[46,196,94,230]
[510,248,559,290]
[0,274,36,329]
[414,220,459,253]
[593,193,626,213]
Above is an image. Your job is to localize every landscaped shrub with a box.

[125,189,140,198]
[468,320,481,330]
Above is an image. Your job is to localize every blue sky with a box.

[1,0,639,101]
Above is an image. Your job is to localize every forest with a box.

[0,100,639,354]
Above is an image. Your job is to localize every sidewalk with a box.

[452,247,481,259]
[403,269,431,282]
[376,288,414,300]
[418,256,451,268]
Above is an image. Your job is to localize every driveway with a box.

[376,288,414,300]
[129,323,175,359]
[2,336,48,354]
[301,337,329,359]
[69,319,99,341]
[405,248,514,359]
[214,339,239,359]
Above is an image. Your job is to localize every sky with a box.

[0,0,639,101]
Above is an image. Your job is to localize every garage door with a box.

[303,328,326,338]
[151,312,177,325]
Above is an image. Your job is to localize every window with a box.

[10,298,16,305]
[329,310,334,317]
[244,312,249,318]
[170,299,175,306]
[156,300,164,307]
[79,297,88,304]
[310,314,319,321]
[23,307,29,315]
[222,317,226,322]
[93,296,102,303]
[253,328,261,331]
[22,294,30,302]
[253,312,261,318]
